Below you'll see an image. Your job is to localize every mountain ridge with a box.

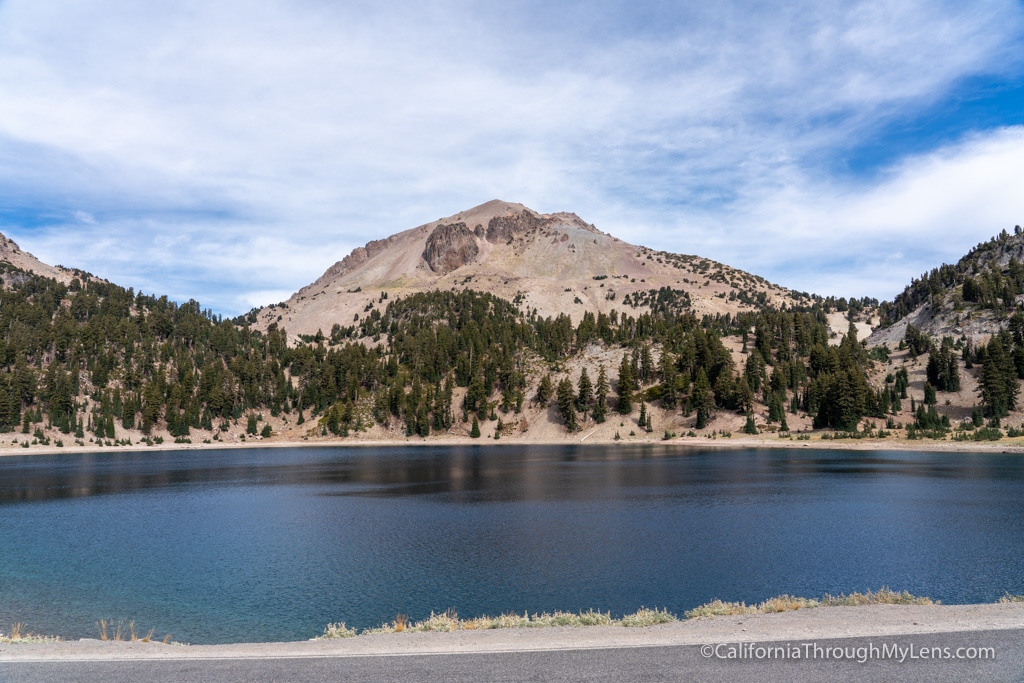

[0,232,81,285]
[249,199,813,340]
[868,225,1024,348]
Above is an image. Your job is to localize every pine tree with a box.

[593,365,608,423]
[556,377,578,431]
[577,369,593,411]
[767,391,784,422]
[617,354,634,415]
[659,352,678,409]
[417,403,430,437]
[738,374,754,414]
[640,344,654,384]
[743,414,757,434]
[979,337,1019,417]
[470,416,481,438]
[691,368,713,429]
[538,374,553,407]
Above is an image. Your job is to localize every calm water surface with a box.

[1,444,1023,643]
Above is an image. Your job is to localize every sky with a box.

[1,0,1024,315]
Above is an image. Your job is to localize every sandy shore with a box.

[2,604,1022,661]
[2,433,1024,458]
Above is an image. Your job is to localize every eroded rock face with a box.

[423,222,479,274]
[486,209,598,244]
[486,210,544,243]
[320,236,396,281]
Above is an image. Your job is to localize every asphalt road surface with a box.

[3,628,1023,682]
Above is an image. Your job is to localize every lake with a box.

[1,444,1023,644]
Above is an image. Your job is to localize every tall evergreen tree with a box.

[691,368,713,429]
[593,365,608,423]
[577,368,593,411]
[640,344,654,384]
[659,351,678,409]
[537,374,553,407]
[556,377,578,431]
[979,338,1019,417]
[617,354,634,415]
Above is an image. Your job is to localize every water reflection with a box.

[3,445,1020,505]
[1,444,1023,644]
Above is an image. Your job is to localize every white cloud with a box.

[644,127,1024,300]
[0,0,1022,312]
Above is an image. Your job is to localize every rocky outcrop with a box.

[486,209,598,244]
[486,210,544,243]
[320,236,396,281]
[423,222,479,274]
[0,233,22,258]
[545,212,598,233]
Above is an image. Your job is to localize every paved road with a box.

[3,628,1023,682]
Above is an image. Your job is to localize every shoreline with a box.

[3,433,1024,458]
[3,603,1023,660]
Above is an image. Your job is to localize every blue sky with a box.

[1,0,1024,315]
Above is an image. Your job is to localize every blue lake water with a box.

[1,444,1023,644]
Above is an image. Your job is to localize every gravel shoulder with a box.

[3,604,1023,662]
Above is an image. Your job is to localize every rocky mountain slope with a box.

[868,226,1024,348]
[248,200,815,340]
[0,232,80,285]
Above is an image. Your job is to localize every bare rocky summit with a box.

[252,199,813,341]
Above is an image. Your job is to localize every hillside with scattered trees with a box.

[5,219,1024,451]
[0,254,895,449]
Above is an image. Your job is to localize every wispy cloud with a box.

[0,0,1022,312]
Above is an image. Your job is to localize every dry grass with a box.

[758,595,820,612]
[321,622,358,639]
[999,593,1024,603]
[619,607,677,627]
[685,588,936,619]
[819,588,935,607]
[322,608,675,638]
[683,600,759,619]
[0,622,61,644]
[96,619,169,644]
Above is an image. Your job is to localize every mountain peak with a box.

[252,203,805,339]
